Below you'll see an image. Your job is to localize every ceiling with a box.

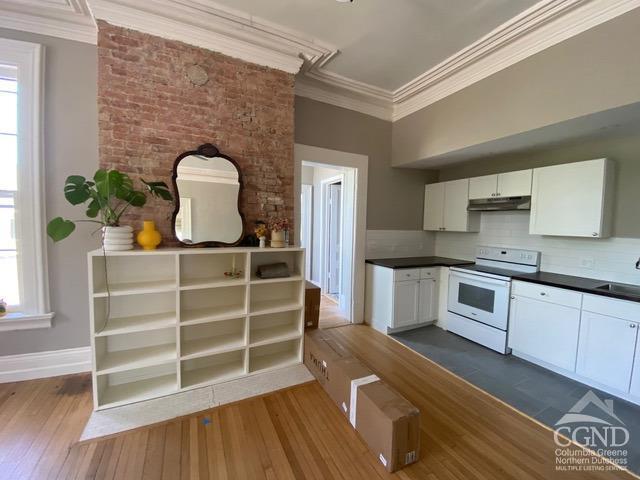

[1,0,637,122]
[210,0,539,92]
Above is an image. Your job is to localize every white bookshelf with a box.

[88,247,305,410]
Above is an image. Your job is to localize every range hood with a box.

[467,196,531,212]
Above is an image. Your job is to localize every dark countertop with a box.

[365,256,473,269]
[512,271,640,303]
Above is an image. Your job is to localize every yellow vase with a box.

[137,220,162,250]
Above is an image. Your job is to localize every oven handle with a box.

[449,270,510,287]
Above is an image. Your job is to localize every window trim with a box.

[0,38,53,329]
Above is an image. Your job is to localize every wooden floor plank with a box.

[0,325,636,479]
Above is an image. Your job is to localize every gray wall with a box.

[392,9,640,165]
[437,131,640,238]
[0,28,98,355]
[295,96,437,230]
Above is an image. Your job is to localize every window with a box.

[0,38,52,331]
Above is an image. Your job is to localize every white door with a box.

[423,183,444,231]
[468,175,497,199]
[576,312,638,392]
[529,159,609,237]
[443,179,471,232]
[393,281,420,328]
[300,184,312,281]
[497,169,532,197]
[418,278,438,324]
[630,332,640,397]
[508,296,581,371]
[327,183,342,296]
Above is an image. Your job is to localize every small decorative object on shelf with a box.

[224,254,243,278]
[137,220,162,250]
[255,222,268,249]
[46,169,173,252]
[0,298,6,317]
[269,218,289,248]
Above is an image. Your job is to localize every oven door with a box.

[448,270,510,330]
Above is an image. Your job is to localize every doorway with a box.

[295,145,368,327]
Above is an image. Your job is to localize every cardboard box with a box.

[304,330,352,387]
[355,380,420,473]
[304,331,421,473]
[304,282,320,330]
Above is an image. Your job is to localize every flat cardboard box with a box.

[304,331,420,473]
[304,330,352,387]
[355,380,420,473]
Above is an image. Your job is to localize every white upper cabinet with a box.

[498,169,533,197]
[529,158,613,238]
[469,169,532,199]
[469,175,498,199]
[423,182,445,231]
[424,179,479,232]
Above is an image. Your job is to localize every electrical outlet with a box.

[580,257,595,269]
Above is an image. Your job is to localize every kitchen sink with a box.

[595,283,640,297]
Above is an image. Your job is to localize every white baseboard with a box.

[0,346,91,383]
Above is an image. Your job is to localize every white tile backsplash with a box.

[366,230,436,259]
[434,211,640,285]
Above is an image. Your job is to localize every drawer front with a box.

[394,269,421,282]
[582,293,640,323]
[420,268,438,279]
[512,281,582,308]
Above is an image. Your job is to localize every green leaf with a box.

[142,179,173,201]
[86,199,100,218]
[94,169,124,199]
[126,190,146,207]
[63,175,92,205]
[47,217,76,242]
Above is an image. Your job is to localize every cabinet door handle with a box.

[592,232,598,237]
[631,324,637,329]
[510,296,515,300]
[540,292,547,296]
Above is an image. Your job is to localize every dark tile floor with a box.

[392,325,640,474]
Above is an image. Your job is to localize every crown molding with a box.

[295,77,392,121]
[298,0,640,122]
[89,0,336,74]
[0,0,96,44]
[390,0,640,121]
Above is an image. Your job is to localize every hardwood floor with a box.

[319,295,349,329]
[0,325,635,479]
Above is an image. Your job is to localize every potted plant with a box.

[269,218,289,248]
[47,169,173,250]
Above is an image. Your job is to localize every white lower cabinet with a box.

[393,280,420,329]
[508,295,581,371]
[366,265,439,333]
[418,279,438,324]
[576,311,638,393]
[631,333,640,398]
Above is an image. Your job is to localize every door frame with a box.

[320,174,344,297]
[294,144,368,324]
[300,184,313,280]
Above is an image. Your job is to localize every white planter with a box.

[102,226,133,251]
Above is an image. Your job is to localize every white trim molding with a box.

[0,38,55,323]
[0,346,91,383]
[0,0,96,44]
[0,312,53,332]
[295,0,640,121]
[89,0,336,74]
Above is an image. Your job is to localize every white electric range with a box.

[447,246,541,354]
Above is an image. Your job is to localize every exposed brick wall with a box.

[97,21,295,245]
